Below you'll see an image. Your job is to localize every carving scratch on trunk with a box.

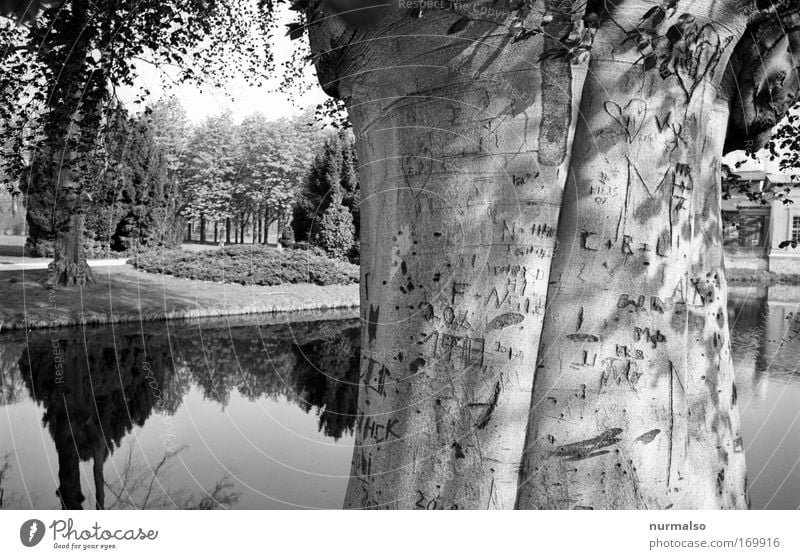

[486,312,525,332]
[635,429,661,444]
[668,361,675,488]
[367,304,379,343]
[551,428,623,461]
[473,381,502,430]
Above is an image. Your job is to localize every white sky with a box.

[117,8,327,124]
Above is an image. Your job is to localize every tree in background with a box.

[293,131,359,256]
[180,111,238,244]
[101,105,186,251]
[315,185,354,260]
[208,109,323,246]
[0,0,276,284]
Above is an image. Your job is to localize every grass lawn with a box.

[0,264,359,331]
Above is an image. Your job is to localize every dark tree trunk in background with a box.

[226,217,231,244]
[257,209,262,244]
[199,216,206,244]
[49,212,95,286]
[187,222,192,242]
[263,208,270,245]
[214,222,218,244]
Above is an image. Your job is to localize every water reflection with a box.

[0,315,359,509]
[729,288,800,510]
[3,296,800,509]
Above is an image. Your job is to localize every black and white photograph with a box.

[1,0,800,555]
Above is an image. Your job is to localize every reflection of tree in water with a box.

[20,332,171,509]
[7,317,360,509]
[0,342,26,406]
[0,451,13,508]
[292,332,360,439]
[171,320,360,439]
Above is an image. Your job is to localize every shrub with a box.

[128,244,358,286]
[314,198,354,260]
[280,224,295,247]
[25,236,123,259]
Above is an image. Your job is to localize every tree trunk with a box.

[306,0,800,509]
[226,217,231,244]
[258,209,262,244]
[187,222,192,242]
[263,208,270,245]
[49,212,95,287]
[54,420,84,509]
[199,216,206,245]
[516,1,753,509]
[309,4,587,509]
[214,222,218,244]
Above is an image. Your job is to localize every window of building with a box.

[716,212,770,248]
[792,216,800,243]
[739,215,766,247]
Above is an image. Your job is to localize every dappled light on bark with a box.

[307,0,800,509]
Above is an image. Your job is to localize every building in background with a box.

[723,169,800,273]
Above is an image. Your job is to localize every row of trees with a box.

[0,0,280,285]
[181,107,323,248]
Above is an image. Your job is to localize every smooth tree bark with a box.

[309,0,589,509]
[516,2,800,510]
[309,0,800,509]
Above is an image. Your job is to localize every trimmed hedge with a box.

[128,245,359,286]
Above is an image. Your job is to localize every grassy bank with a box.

[0,264,359,331]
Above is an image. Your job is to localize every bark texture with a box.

[310,0,589,509]
[49,212,95,287]
[517,0,800,510]
[308,0,800,509]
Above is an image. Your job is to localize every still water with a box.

[1,296,799,510]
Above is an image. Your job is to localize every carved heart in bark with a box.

[665,22,733,103]
[603,98,648,142]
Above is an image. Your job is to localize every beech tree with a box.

[300,0,800,509]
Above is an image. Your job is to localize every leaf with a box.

[447,17,469,35]
[285,21,305,40]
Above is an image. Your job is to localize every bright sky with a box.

[118,8,327,124]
